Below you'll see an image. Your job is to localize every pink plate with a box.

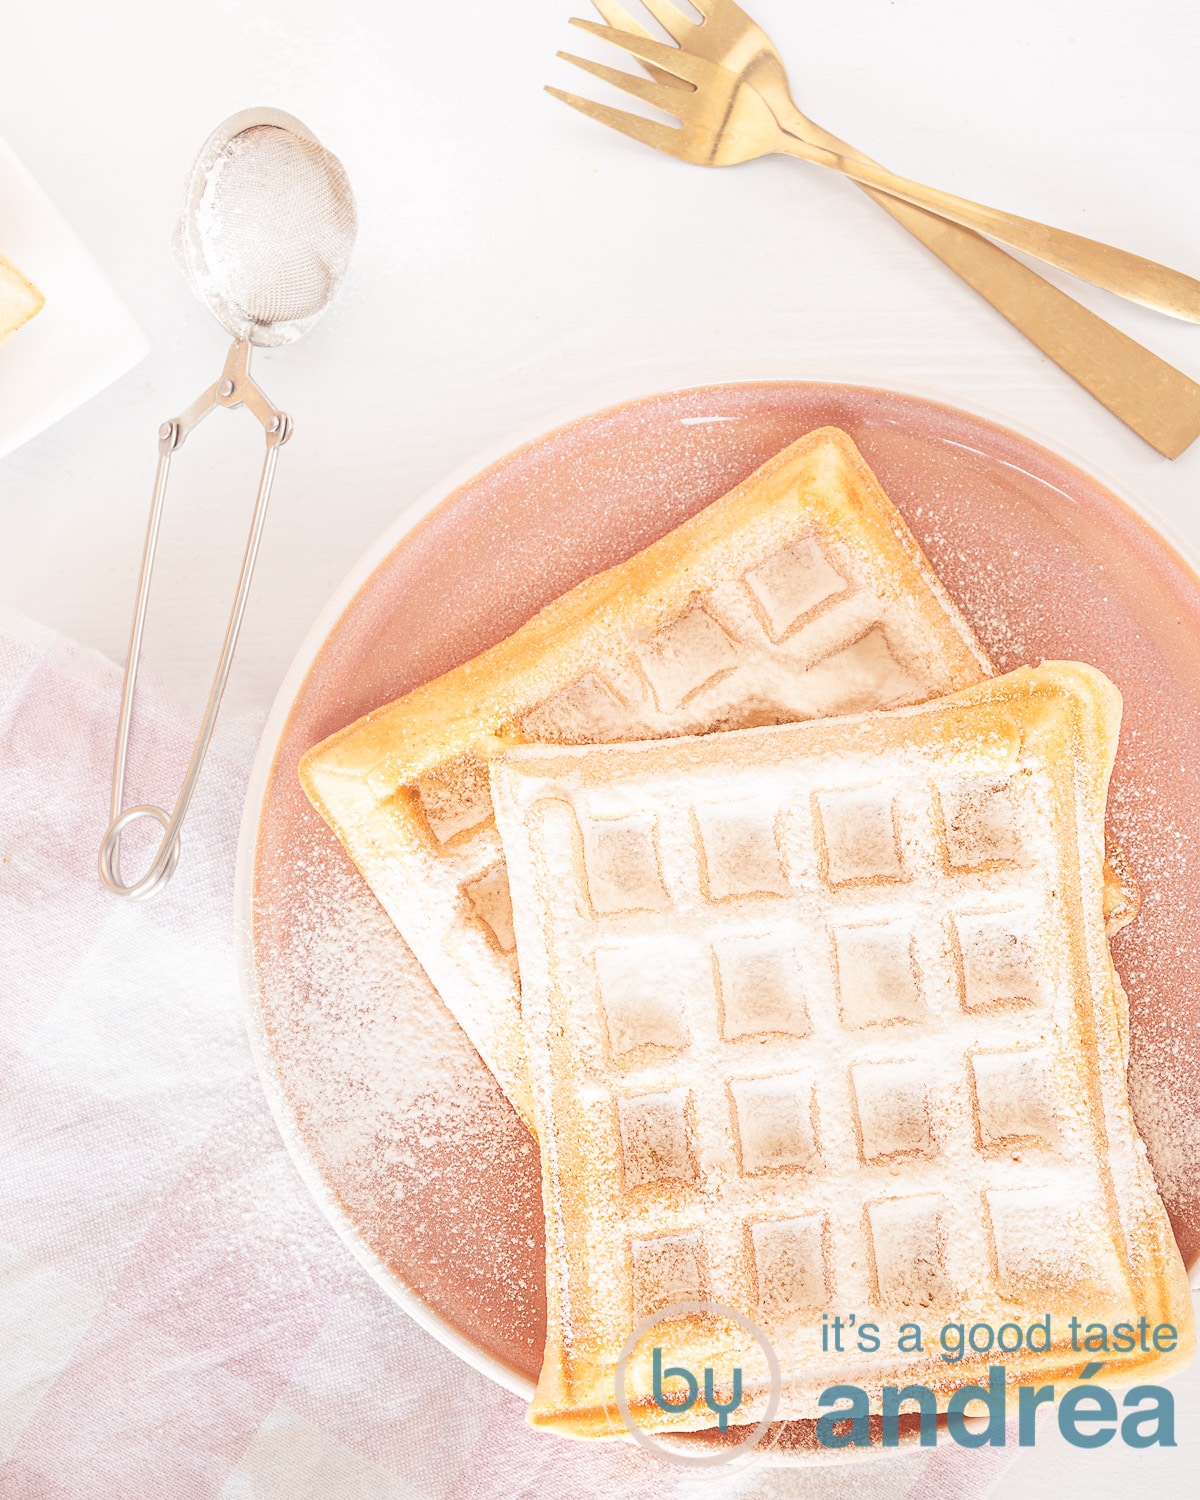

[237,382,1200,1408]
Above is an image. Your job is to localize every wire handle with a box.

[99,339,291,899]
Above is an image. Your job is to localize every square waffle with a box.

[490,662,1192,1434]
[301,428,992,1127]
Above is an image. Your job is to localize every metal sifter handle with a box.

[98,339,291,899]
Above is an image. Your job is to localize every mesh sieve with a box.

[102,109,357,899]
[175,110,357,347]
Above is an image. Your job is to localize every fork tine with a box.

[590,0,689,87]
[544,85,690,157]
[637,0,698,43]
[568,17,714,87]
[591,0,650,33]
[557,51,693,117]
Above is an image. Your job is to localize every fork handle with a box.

[768,109,1200,457]
[862,196,1200,456]
[776,134,1200,325]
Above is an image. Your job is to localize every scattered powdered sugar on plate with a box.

[1110,772,1200,1223]
[254,831,546,1377]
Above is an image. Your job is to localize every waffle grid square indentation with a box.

[631,1231,708,1314]
[633,604,740,713]
[955,909,1042,1010]
[940,776,1024,870]
[815,785,904,885]
[695,800,790,900]
[833,919,924,1030]
[713,933,810,1040]
[520,672,630,745]
[579,810,669,915]
[743,535,847,642]
[750,1215,829,1317]
[461,862,516,954]
[730,1074,817,1174]
[971,1048,1057,1147]
[618,1089,695,1189]
[852,1059,935,1162]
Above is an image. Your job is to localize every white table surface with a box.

[2,0,1198,1491]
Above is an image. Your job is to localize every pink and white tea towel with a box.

[0,605,1016,1499]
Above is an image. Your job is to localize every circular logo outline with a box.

[611,1299,783,1469]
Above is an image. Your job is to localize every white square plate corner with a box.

[0,134,150,464]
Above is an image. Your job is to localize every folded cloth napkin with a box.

[0,605,1019,1499]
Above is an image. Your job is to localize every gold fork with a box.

[554,19,1200,319]
[550,4,1200,456]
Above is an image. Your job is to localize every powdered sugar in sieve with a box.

[177,112,357,347]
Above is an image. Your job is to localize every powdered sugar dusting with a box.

[247,384,1200,1400]
[881,425,1200,1265]
[254,824,545,1377]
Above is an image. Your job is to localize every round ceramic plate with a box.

[237,382,1200,1415]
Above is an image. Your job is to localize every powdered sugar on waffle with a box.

[493,666,1194,1430]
